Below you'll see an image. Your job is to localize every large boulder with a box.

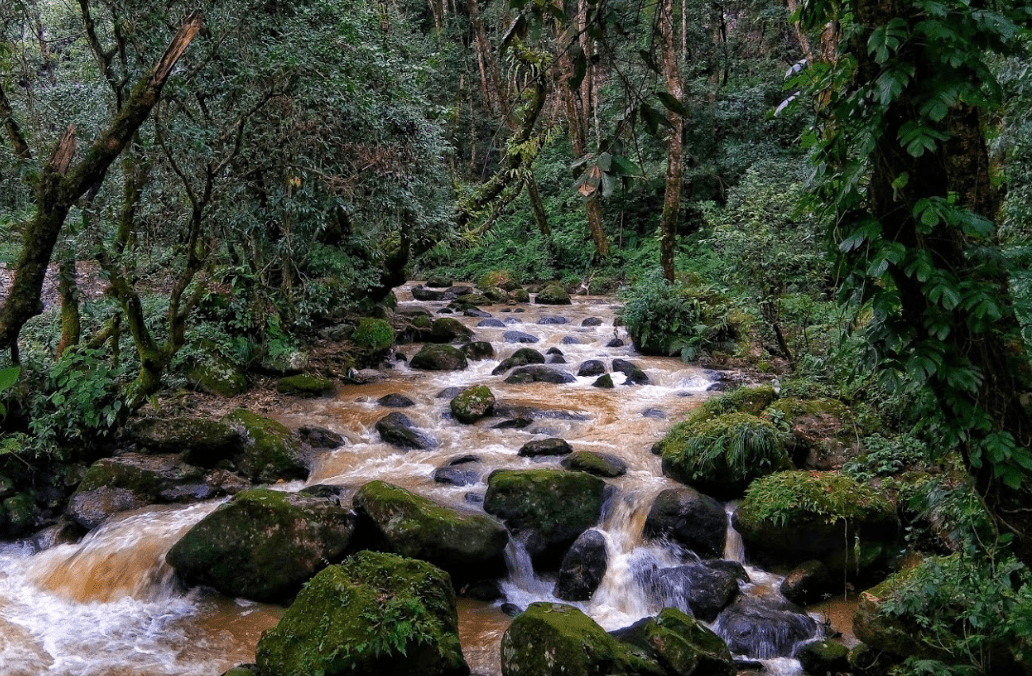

[222,409,309,484]
[484,469,607,569]
[450,386,496,424]
[733,471,897,571]
[780,560,834,605]
[649,562,745,622]
[375,412,438,450]
[553,529,608,601]
[411,344,469,371]
[255,551,469,676]
[166,488,355,602]
[643,487,727,559]
[503,365,576,385]
[429,317,475,344]
[275,373,335,397]
[577,360,607,377]
[67,486,149,530]
[713,599,818,659]
[501,603,662,676]
[534,283,572,305]
[561,451,627,478]
[352,481,508,583]
[795,639,850,676]
[613,607,736,676]
[612,359,650,386]
[660,412,792,499]
[491,348,546,375]
[126,417,240,464]
[518,437,573,458]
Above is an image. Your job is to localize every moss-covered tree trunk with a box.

[658,0,684,282]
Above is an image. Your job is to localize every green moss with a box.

[187,360,248,397]
[255,551,468,676]
[764,396,847,421]
[738,470,894,529]
[479,270,515,289]
[276,373,335,396]
[656,385,779,456]
[353,317,395,352]
[223,409,307,483]
[450,385,495,424]
[644,608,735,676]
[660,412,791,499]
[535,283,572,305]
[2,492,35,535]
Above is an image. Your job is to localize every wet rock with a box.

[375,412,438,450]
[780,560,834,605]
[643,487,727,559]
[512,288,531,303]
[223,409,309,484]
[299,484,351,502]
[450,385,496,424]
[68,487,148,530]
[29,519,84,552]
[714,599,818,659]
[503,365,576,385]
[433,466,480,486]
[167,488,355,602]
[612,358,650,385]
[427,317,475,344]
[593,374,614,388]
[652,562,744,622]
[796,638,850,675]
[577,360,606,377]
[255,551,469,676]
[561,336,582,345]
[461,579,504,602]
[501,603,522,617]
[477,318,506,328]
[411,344,469,371]
[426,277,453,288]
[548,355,567,364]
[377,393,417,408]
[502,603,662,676]
[612,607,736,676]
[220,666,258,676]
[436,386,464,399]
[412,285,447,301]
[606,338,626,348]
[561,451,627,478]
[493,417,533,430]
[553,529,608,601]
[343,368,387,384]
[484,469,607,569]
[353,480,508,583]
[464,308,491,318]
[461,341,495,360]
[275,373,335,397]
[126,417,240,462]
[537,316,568,325]
[491,347,545,375]
[582,317,604,327]
[448,454,481,465]
[298,425,345,448]
[503,330,539,344]
[534,284,573,305]
[518,437,573,458]
[641,408,666,419]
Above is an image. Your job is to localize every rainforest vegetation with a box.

[2,0,1032,673]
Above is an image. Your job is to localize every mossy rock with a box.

[353,481,508,583]
[560,451,627,478]
[223,409,308,483]
[353,317,395,352]
[734,471,897,570]
[275,373,336,397]
[534,283,572,305]
[479,270,517,290]
[654,385,779,457]
[1,492,36,537]
[484,469,607,569]
[852,564,932,659]
[255,551,469,676]
[187,359,248,397]
[450,385,495,424]
[660,412,792,499]
[75,453,205,498]
[614,607,735,676]
[512,288,530,303]
[411,344,469,371]
[491,347,545,375]
[126,417,240,463]
[593,374,614,388]
[501,602,663,676]
[796,638,850,675]
[429,318,475,344]
[166,488,355,602]
[761,396,854,468]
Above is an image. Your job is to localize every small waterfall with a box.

[499,537,553,603]
[723,501,744,563]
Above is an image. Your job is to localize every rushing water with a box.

[0,284,829,675]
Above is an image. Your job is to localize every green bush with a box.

[738,470,893,529]
[353,318,394,352]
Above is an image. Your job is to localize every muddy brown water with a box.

[0,285,850,675]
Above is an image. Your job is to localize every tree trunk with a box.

[658,0,684,281]
[0,12,204,359]
[56,246,80,358]
[0,83,32,160]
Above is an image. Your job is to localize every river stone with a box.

[275,373,335,397]
[651,562,744,622]
[353,480,508,583]
[462,341,495,360]
[450,386,496,424]
[503,365,576,385]
[429,317,475,343]
[375,412,438,450]
[378,393,416,408]
[549,354,567,363]
[298,425,345,449]
[187,358,248,397]
[436,386,464,399]
[465,308,492,318]
[577,360,607,377]
[796,638,850,675]
[780,559,834,605]
[582,317,604,327]
[501,603,662,676]
[714,599,818,659]
[534,284,572,305]
[503,330,539,344]
[546,347,563,355]
[593,374,615,388]
[612,607,736,676]
[64,487,141,529]
[553,529,608,601]
[223,409,309,484]
[478,318,506,328]
[255,551,469,676]
[433,465,480,486]
[126,417,240,462]
[411,344,469,371]
[166,488,355,602]
[427,277,453,288]
[643,487,727,559]
[484,469,607,569]
[492,348,546,375]
[518,437,573,458]
[537,316,568,325]
[412,284,448,301]
[607,338,626,348]
[612,359,650,385]
[561,451,627,478]
[561,336,582,345]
